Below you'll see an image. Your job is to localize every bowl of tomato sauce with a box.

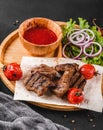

[18,17,62,56]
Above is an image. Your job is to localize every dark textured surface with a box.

[0,0,103,130]
[0,92,68,130]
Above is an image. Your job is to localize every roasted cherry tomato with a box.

[80,64,96,80]
[3,62,22,81]
[67,88,84,104]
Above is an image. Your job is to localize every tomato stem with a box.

[2,65,7,71]
[75,92,82,96]
[94,71,100,76]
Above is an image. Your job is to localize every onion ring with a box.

[62,42,83,59]
[82,29,95,41]
[62,42,71,58]
[69,33,85,44]
[63,28,102,60]
[76,31,90,46]
[83,42,102,57]
[68,28,95,46]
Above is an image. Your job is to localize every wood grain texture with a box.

[0,22,102,111]
[19,18,63,56]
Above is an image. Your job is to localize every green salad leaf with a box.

[62,18,76,45]
[62,17,103,66]
[78,17,90,29]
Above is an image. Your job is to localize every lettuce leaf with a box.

[78,17,90,29]
[62,18,76,45]
[62,18,103,66]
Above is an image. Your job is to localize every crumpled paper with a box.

[14,56,103,112]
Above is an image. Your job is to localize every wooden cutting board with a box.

[0,22,85,111]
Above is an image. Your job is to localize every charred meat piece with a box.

[78,79,87,90]
[31,64,60,80]
[23,63,87,97]
[55,63,79,73]
[52,68,75,97]
[24,71,55,96]
[69,71,81,87]
[73,75,86,90]
[24,72,40,87]
[69,70,86,90]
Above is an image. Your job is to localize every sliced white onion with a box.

[83,42,102,57]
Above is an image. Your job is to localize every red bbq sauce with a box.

[23,27,57,45]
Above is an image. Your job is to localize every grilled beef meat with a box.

[31,64,60,80]
[23,63,87,97]
[52,64,86,97]
[73,74,86,90]
[69,71,81,87]
[24,71,55,96]
[69,69,86,90]
[55,63,79,73]
[52,68,76,97]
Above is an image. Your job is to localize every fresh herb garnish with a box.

[62,18,103,66]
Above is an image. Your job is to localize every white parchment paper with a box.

[14,56,103,112]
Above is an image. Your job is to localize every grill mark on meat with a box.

[25,72,40,88]
[24,71,55,96]
[78,79,86,90]
[23,63,87,97]
[55,63,79,72]
[32,75,51,96]
[31,64,54,74]
[23,73,35,86]
[70,71,81,87]
[73,75,86,89]
[31,64,59,80]
[52,69,75,97]
[31,74,43,89]
[31,64,51,72]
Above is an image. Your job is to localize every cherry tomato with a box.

[80,64,96,80]
[67,88,84,104]
[3,62,22,81]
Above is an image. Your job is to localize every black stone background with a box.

[0,0,103,130]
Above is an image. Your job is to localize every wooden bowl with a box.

[18,17,63,56]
